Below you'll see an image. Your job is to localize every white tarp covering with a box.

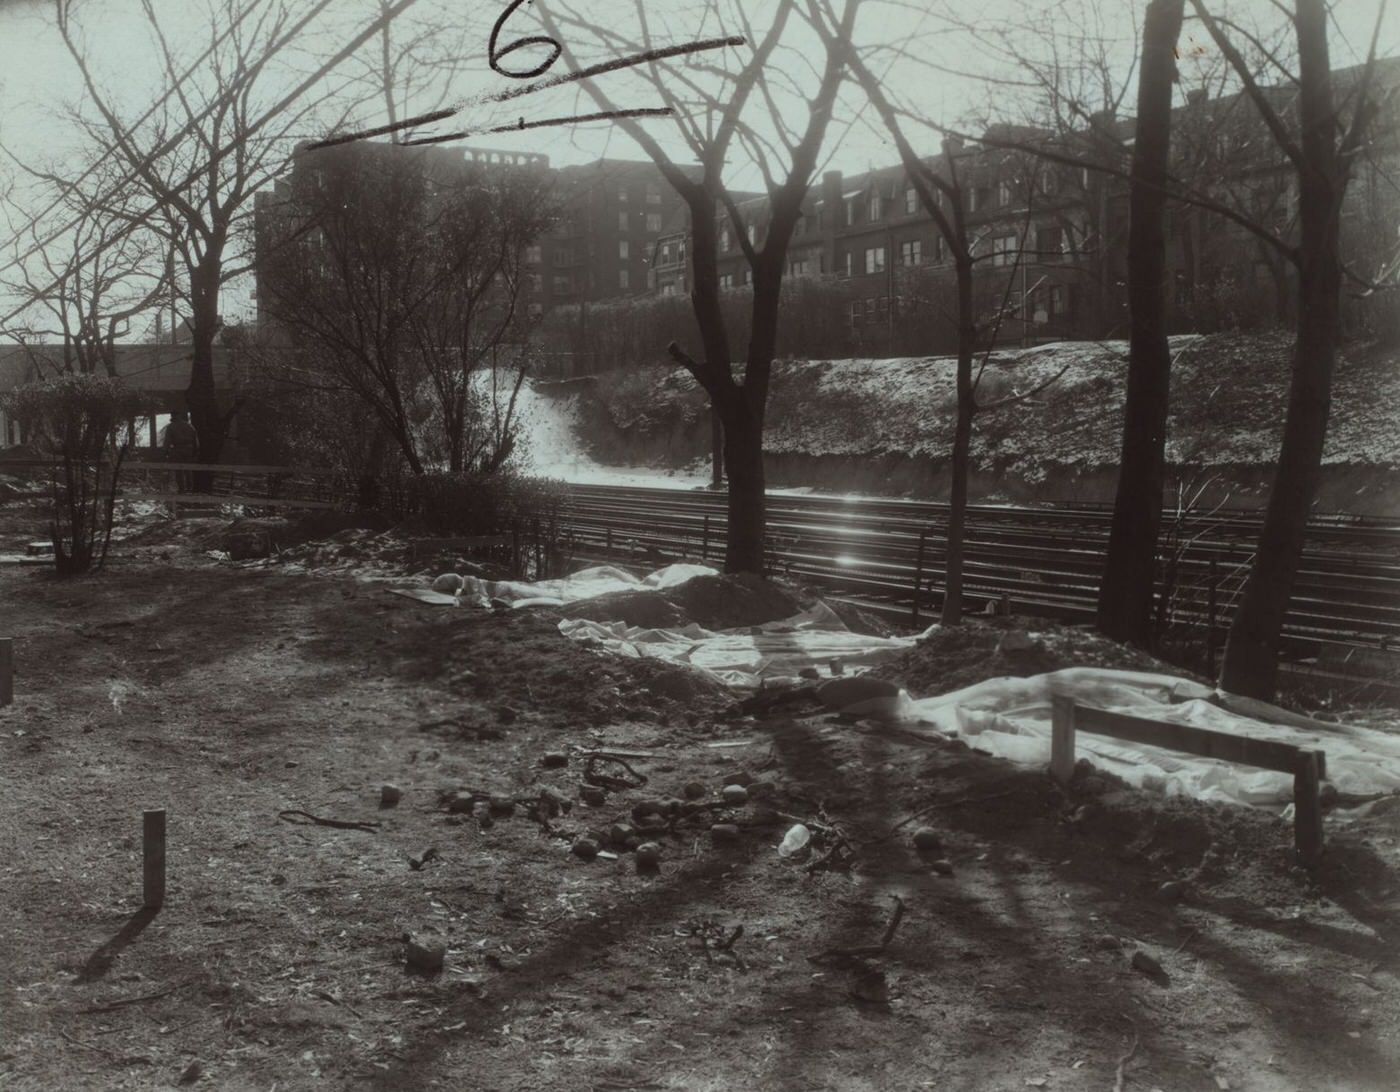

[899,668,1400,806]
[559,601,936,689]
[458,563,717,609]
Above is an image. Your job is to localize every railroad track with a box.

[557,483,1400,669]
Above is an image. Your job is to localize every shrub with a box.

[0,374,149,575]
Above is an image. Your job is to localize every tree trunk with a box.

[710,407,723,488]
[1219,0,1341,699]
[941,378,974,624]
[1096,0,1184,648]
[186,259,223,491]
[721,397,765,574]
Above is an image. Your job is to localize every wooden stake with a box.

[1050,695,1077,785]
[1293,751,1324,866]
[0,637,12,706]
[143,809,166,909]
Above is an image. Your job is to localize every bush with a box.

[0,374,149,576]
[396,469,572,579]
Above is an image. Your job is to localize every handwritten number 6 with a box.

[490,0,562,79]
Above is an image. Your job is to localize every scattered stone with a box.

[710,823,741,842]
[721,784,749,807]
[816,676,903,717]
[1157,880,1188,903]
[635,841,663,866]
[445,791,477,814]
[177,1060,203,1085]
[683,781,707,800]
[431,573,464,594]
[929,858,954,875]
[596,850,620,861]
[473,802,494,830]
[725,771,755,788]
[405,934,446,972]
[540,752,569,768]
[580,785,607,807]
[408,847,440,871]
[829,659,845,675]
[1094,934,1123,951]
[1130,949,1165,979]
[911,826,942,852]
[632,799,666,823]
[488,795,516,816]
[380,783,402,807]
[849,965,889,1004]
[573,836,600,860]
[609,822,635,847]
[798,667,821,680]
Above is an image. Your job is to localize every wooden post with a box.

[0,637,12,706]
[143,809,167,909]
[999,591,1011,618]
[911,529,927,627]
[1293,750,1324,866]
[701,516,709,562]
[1050,695,1077,785]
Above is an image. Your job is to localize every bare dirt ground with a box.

[3,497,1400,1092]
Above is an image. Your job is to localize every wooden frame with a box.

[1050,696,1326,864]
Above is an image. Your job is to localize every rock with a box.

[929,858,954,875]
[431,573,464,594]
[710,823,741,842]
[488,795,516,816]
[747,780,775,800]
[1157,880,1188,903]
[609,822,635,846]
[573,836,600,860]
[540,752,569,768]
[829,659,845,675]
[177,1060,203,1085]
[721,784,749,807]
[380,783,403,807]
[996,629,1038,655]
[798,667,821,680]
[405,934,446,972]
[445,790,477,814]
[635,841,663,866]
[489,597,512,612]
[1130,949,1164,979]
[683,781,706,800]
[816,676,904,718]
[1094,933,1122,951]
[911,826,942,852]
[580,785,607,806]
[725,771,755,787]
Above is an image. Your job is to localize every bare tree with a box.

[1,155,168,376]
[536,0,861,573]
[1095,0,1186,648]
[1191,0,1390,698]
[255,143,553,475]
[53,0,418,481]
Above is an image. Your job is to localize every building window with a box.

[849,299,863,327]
[1037,226,1064,261]
[524,244,542,264]
[619,269,630,289]
[790,257,809,276]
[844,199,856,226]
[905,186,917,214]
[719,225,731,251]
[618,186,629,202]
[997,180,1013,207]
[747,223,757,245]
[619,240,630,259]
[618,211,629,231]
[990,234,1018,267]
[868,192,883,221]
[646,212,662,232]
[1049,284,1067,316]
[841,251,854,276]
[553,247,574,266]
[719,273,733,288]
[864,246,886,274]
[552,275,572,294]
[899,239,921,266]
[646,183,661,204]
[1042,170,1058,197]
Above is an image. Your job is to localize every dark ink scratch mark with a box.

[397,107,673,148]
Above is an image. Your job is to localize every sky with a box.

[0,0,1395,328]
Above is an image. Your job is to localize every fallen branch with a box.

[583,754,648,791]
[810,896,907,961]
[56,1028,152,1065]
[277,809,380,833]
[72,981,188,1014]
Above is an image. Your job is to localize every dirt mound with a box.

[872,616,1194,698]
[662,572,805,629]
[566,589,690,629]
